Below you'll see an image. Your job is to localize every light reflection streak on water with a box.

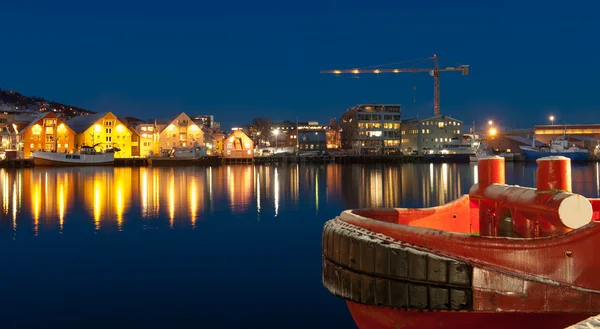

[256,172,261,216]
[17,171,22,209]
[12,180,17,234]
[169,173,175,228]
[274,167,279,217]
[209,167,213,208]
[190,177,197,228]
[369,169,382,208]
[58,182,65,232]
[33,175,40,236]
[3,170,8,215]
[94,177,101,231]
[141,169,148,217]
[442,163,448,203]
[429,163,434,195]
[315,170,319,212]
[153,169,160,216]
[116,176,124,231]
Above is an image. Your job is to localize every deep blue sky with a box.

[3,0,598,130]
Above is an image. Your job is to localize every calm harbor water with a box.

[1,163,599,328]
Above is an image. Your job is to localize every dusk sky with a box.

[3,0,598,130]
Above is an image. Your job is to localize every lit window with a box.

[65,144,68,149]
[30,143,34,148]
[141,127,147,131]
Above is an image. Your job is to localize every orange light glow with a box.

[352,69,360,74]
[169,174,175,227]
[190,178,197,227]
[93,177,101,230]
[116,176,124,230]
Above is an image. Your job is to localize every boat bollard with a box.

[536,156,572,192]
[476,156,505,193]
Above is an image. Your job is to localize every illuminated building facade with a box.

[224,129,254,159]
[20,112,75,158]
[157,112,204,152]
[341,104,402,155]
[67,112,132,158]
[136,123,159,157]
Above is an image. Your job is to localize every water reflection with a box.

[0,163,599,237]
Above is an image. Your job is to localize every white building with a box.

[401,115,464,154]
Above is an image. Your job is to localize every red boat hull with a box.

[347,302,592,329]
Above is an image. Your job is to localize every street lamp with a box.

[272,129,279,153]
[315,132,319,150]
[489,127,497,137]
[488,120,493,126]
[550,115,555,125]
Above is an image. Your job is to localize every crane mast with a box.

[320,54,469,117]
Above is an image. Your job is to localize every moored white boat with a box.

[32,145,115,166]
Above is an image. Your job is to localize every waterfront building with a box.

[19,112,75,158]
[128,127,141,157]
[341,104,402,155]
[136,123,159,157]
[400,115,464,154]
[202,126,225,155]
[156,112,204,154]
[67,112,133,158]
[224,129,254,159]
[287,122,327,152]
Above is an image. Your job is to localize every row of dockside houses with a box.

[0,103,470,160]
[0,111,255,159]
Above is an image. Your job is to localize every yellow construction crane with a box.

[320,54,469,117]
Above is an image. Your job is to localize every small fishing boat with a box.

[32,144,117,166]
[322,156,600,329]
